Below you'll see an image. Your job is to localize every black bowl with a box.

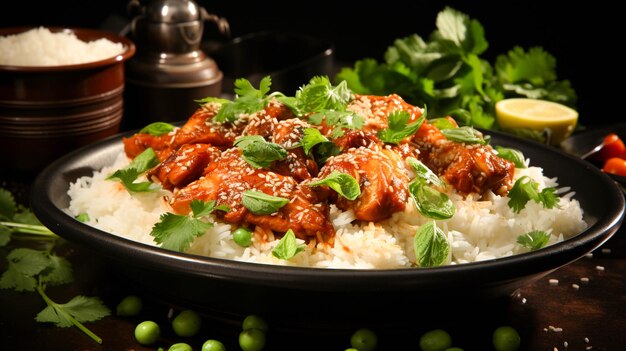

[31,129,624,330]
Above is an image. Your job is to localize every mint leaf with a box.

[139,122,175,136]
[414,221,449,267]
[517,230,551,251]
[272,229,305,260]
[242,190,289,215]
[234,136,288,169]
[307,171,361,200]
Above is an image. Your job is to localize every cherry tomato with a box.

[597,133,626,162]
[603,157,626,177]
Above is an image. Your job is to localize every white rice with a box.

[0,27,125,66]
[66,153,587,269]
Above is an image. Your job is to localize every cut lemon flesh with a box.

[495,98,578,145]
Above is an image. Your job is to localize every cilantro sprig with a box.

[517,230,551,251]
[107,147,160,193]
[377,109,426,144]
[150,200,228,252]
[212,76,276,123]
[336,6,577,141]
[507,176,559,213]
[1,187,110,344]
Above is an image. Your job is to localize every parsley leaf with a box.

[293,76,352,113]
[241,190,289,215]
[0,188,16,220]
[517,230,551,251]
[495,146,527,168]
[413,221,449,267]
[272,229,306,260]
[234,135,288,169]
[213,77,273,123]
[139,122,175,136]
[308,110,365,133]
[507,176,559,213]
[307,171,361,200]
[378,109,426,144]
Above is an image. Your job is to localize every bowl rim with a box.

[0,26,136,71]
[30,128,626,292]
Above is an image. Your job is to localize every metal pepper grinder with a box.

[123,0,229,129]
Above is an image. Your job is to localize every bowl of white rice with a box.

[0,26,135,177]
[30,125,625,328]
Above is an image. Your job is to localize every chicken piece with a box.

[172,103,244,149]
[413,122,514,195]
[122,132,175,160]
[170,148,334,241]
[270,118,319,181]
[333,129,381,151]
[148,143,221,191]
[316,145,410,222]
[347,94,424,132]
[242,100,297,138]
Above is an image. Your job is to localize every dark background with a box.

[1,0,620,128]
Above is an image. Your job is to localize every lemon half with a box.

[495,98,578,145]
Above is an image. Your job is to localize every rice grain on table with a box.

[66,151,588,269]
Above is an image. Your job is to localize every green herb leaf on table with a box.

[413,221,450,267]
[0,188,16,220]
[507,176,559,213]
[517,230,551,251]
[234,135,289,169]
[272,229,306,260]
[139,122,175,136]
[242,190,289,215]
[377,109,426,144]
[36,295,110,328]
[307,171,361,201]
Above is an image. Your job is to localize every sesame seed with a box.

[596,265,605,271]
[580,277,590,284]
[549,279,559,286]
[572,284,580,290]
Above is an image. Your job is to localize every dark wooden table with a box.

[1,170,625,351]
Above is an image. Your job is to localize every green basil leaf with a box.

[127,148,160,173]
[428,117,457,130]
[300,128,329,155]
[234,136,288,169]
[307,171,361,200]
[495,146,527,168]
[406,157,446,188]
[409,180,455,220]
[413,221,449,267]
[139,122,175,136]
[441,126,488,144]
[272,229,306,260]
[517,230,551,251]
[242,190,289,215]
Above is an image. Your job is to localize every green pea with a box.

[169,343,193,351]
[492,326,520,351]
[419,329,452,351]
[242,314,268,332]
[134,320,160,345]
[202,339,227,351]
[239,328,266,351]
[345,349,359,351]
[233,227,253,247]
[350,328,377,351]
[172,309,202,337]
[116,295,143,317]
[445,348,464,351]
